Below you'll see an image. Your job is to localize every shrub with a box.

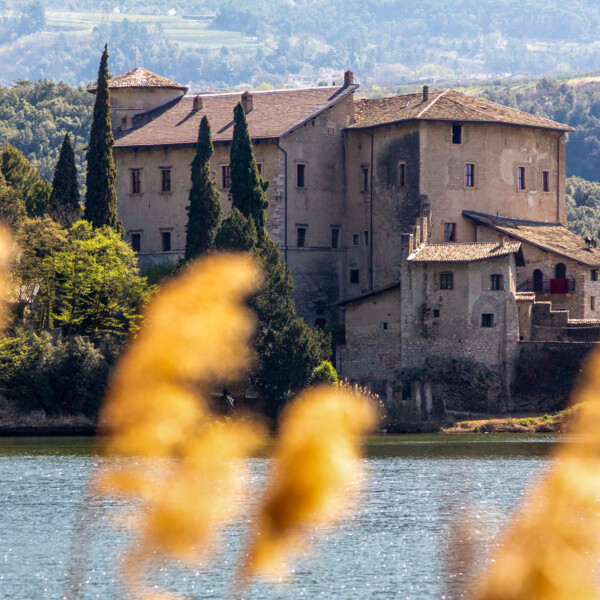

[310,360,339,385]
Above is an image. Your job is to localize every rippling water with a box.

[0,434,558,600]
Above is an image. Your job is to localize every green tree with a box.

[49,133,81,227]
[0,145,51,217]
[184,116,222,261]
[0,170,26,230]
[84,44,120,232]
[217,104,330,419]
[230,102,269,231]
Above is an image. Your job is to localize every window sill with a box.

[128,193,144,198]
[159,191,173,196]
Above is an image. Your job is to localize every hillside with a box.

[3,1,600,87]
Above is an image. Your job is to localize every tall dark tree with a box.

[217,103,330,420]
[49,133,80,227]
[230,102,269,231]
[185,116,222,261]
[84,44,120,232]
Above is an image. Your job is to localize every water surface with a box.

[0,434,558,599]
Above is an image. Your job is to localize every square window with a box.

[361,166,369,192]
[297,227,306,248]
[221,165,231,189]
[381,322,388,330]
[452,123,462,144]
[161,168,171,192]
[130,232,141,253]
[398,162,406,187]
[464,163,475,188]
[364,230,369,246]
[131,170,141,194]
[433,309,440,318]
[350,269,359,284]
[440,272,453,290]
[592,269,598,281]
[161,231,171,252]
[481,313,494,327]
[490,274,503,291]
[353,234,360,246]
[542,170,550,192]
[331,228,339,249]
[444,223,456,242]
[517,166,526,190]
[296,163,306,188]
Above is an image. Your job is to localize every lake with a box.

[0,434,558,599]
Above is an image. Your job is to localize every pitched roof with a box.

[464,210,600,267]
[114,85,358,148]
[350,89,574,132]
[408,241,522,263]
[90,67,188,92]
[337,283,399,306]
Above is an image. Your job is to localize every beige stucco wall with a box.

[338,287,401,396]
[420,121,566,242]
[109,88,186,131]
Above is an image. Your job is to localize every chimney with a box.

[193,95,202,110]
[344,70,354,86]
[422,85,429,102]
[241,90,253,113]
[499,234,505,247]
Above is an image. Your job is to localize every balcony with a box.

[517,278,576,294]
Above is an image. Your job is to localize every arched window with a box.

[555,263,567,279]
[533,269,544,292]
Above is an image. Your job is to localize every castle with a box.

[100,67,600,413]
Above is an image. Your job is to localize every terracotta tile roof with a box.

[114,85,358,148]
[350,89,574,132]
[408,240,522,263]
[90,67,188,92]
[464,211,600,267]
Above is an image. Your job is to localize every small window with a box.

[130,232,141,253]
[440,272,454,290]
[592,269,598,281]
[542,170,550,192]
[452,123,462,144]
[381,322,388,330]
[131,170,141,194]
[353,234,360,246]
[161,231,172,252]
[121,116,128,130]
[444,223,456,242]
[221,165,231,189]
[350,269,359,284]
[464,163,475,188]
[364,230,369,246]
[327,125,335,137]
[161,168,171,192]
[490,274,503,291]
[481,313,494,327]
[361,166,369,192]
[517,166,526,190]
[592,296,596,311]
[398,162,406,187]
[297,227,306,248]
[296,163,306,188]
[256,163,262,176]
[555,263,567,279]
[331,228,340,249]
[433,309,440,318]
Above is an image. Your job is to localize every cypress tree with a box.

[230,102,269,232]
[184,116,222,261]
[84,44,121,231]
[217,103,330,421]
[49,133,80,227]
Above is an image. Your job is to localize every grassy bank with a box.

[441,406,580,434]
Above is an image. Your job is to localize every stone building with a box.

[100,67,600,411]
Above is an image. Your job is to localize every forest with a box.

[2,1,600,86]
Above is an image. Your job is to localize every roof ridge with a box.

[416,89,450,119]
[185,85,344,98]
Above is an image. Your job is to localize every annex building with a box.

[102,67,600,413]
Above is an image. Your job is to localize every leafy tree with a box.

[310,360,339,385]
[0,145,51,217]
[184,116,222,261]
[230,102,269,232]
[0,170,26,230]
[49,133,81,227]
[217,104,330,419]
[84,44,121,232]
